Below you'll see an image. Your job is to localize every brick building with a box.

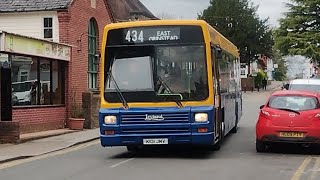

[108,0,158,22]
[0,0,156,136]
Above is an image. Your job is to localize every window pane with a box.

[269,96,319,111]
[88,73,97,89]
[88,57,91,71]
[44,29,53,38]
[93,57,98,71]
[52,61,64,104]
[88,19,98,89]
[12,56,38,106]
[48,18,52,27]
[106,56,154,91]
[39,59,51,105]
[89,74,93,89]
[93,73,97,89]
[44,18,48,27]
[44,18,52,28]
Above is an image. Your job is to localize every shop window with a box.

[11,55,65,106]
[52,61,65,104]
[44,17,53,39]
[39,60,51,105]
[88,18,98,90]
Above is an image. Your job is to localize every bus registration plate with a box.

[143,138,168,145]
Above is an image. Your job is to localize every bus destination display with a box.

[124,27,180,43]
[106,25,204,46]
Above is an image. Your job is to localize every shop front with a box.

[0,31,71,143]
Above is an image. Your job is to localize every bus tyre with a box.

[256,140,267,153]
[230,119,238,133]
[126,145,139,152]
[231,103,239,134]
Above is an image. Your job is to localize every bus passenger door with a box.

[212,48,221,140]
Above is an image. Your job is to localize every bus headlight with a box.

[104,116,117,124]
[195,113,208,122]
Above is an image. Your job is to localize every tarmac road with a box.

[0,91,319,180]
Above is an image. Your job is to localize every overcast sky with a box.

[140,0,288,27]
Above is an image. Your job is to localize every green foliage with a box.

[274,0,320,62]
[272,49,287,81]
[274,69,286,81]
[198,0,274,62]
[254,71,266,87]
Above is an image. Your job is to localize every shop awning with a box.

[0,30,71,61]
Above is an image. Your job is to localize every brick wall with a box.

[82,91,100,129]
[13,107,66,133]
[0,121,20,143]
[58,0,112,105]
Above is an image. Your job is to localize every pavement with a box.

[0,129,99,163]
[0,81,283,164]
[242,80,283,93]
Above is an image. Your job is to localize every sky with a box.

[140,0,289,27]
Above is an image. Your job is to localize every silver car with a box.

[284,79,320,92]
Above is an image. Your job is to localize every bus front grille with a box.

[121,112,190,124]
[121,127,190,135]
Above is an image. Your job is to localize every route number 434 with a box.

[125,30,144,43]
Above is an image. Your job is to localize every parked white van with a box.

[285,79,320,92]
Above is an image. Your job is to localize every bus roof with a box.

[207,26,239,58]
[104,20,239,58]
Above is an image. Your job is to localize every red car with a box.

[256,90,320,152]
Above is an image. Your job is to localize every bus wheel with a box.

[231,105,239,133]
[126,145,140,152]
[230,119,238,133]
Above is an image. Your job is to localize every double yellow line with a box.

[292,156,320,180]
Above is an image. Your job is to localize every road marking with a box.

[310,157,320,180]
[110,158,135,168]
[0,140,100,170]
[291,157,312,180]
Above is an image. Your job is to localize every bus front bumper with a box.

[100,132,214,147]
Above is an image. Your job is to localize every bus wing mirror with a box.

[211,43,222,59]
[215,47,222,59]
[282,83,289,90]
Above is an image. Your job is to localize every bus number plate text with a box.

[143,138,168,145]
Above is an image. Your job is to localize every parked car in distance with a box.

[282,79,320,92]
[256,90,320,152]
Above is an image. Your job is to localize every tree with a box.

[272,49,287,81]
[284,55,312,79]
[274,0,320,64]
[198,0,274,63]
[254,71,266,88]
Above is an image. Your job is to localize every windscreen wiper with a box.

[158,77,183,108]
[276,108,300,115]
[107,70,129,109]
[173,98,184,108]
[158,77,173,93]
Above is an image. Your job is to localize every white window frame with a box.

[43,17,53,40]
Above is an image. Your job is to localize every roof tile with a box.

[0,0,72,13]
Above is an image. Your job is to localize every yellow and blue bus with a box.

[99,20,242,151]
